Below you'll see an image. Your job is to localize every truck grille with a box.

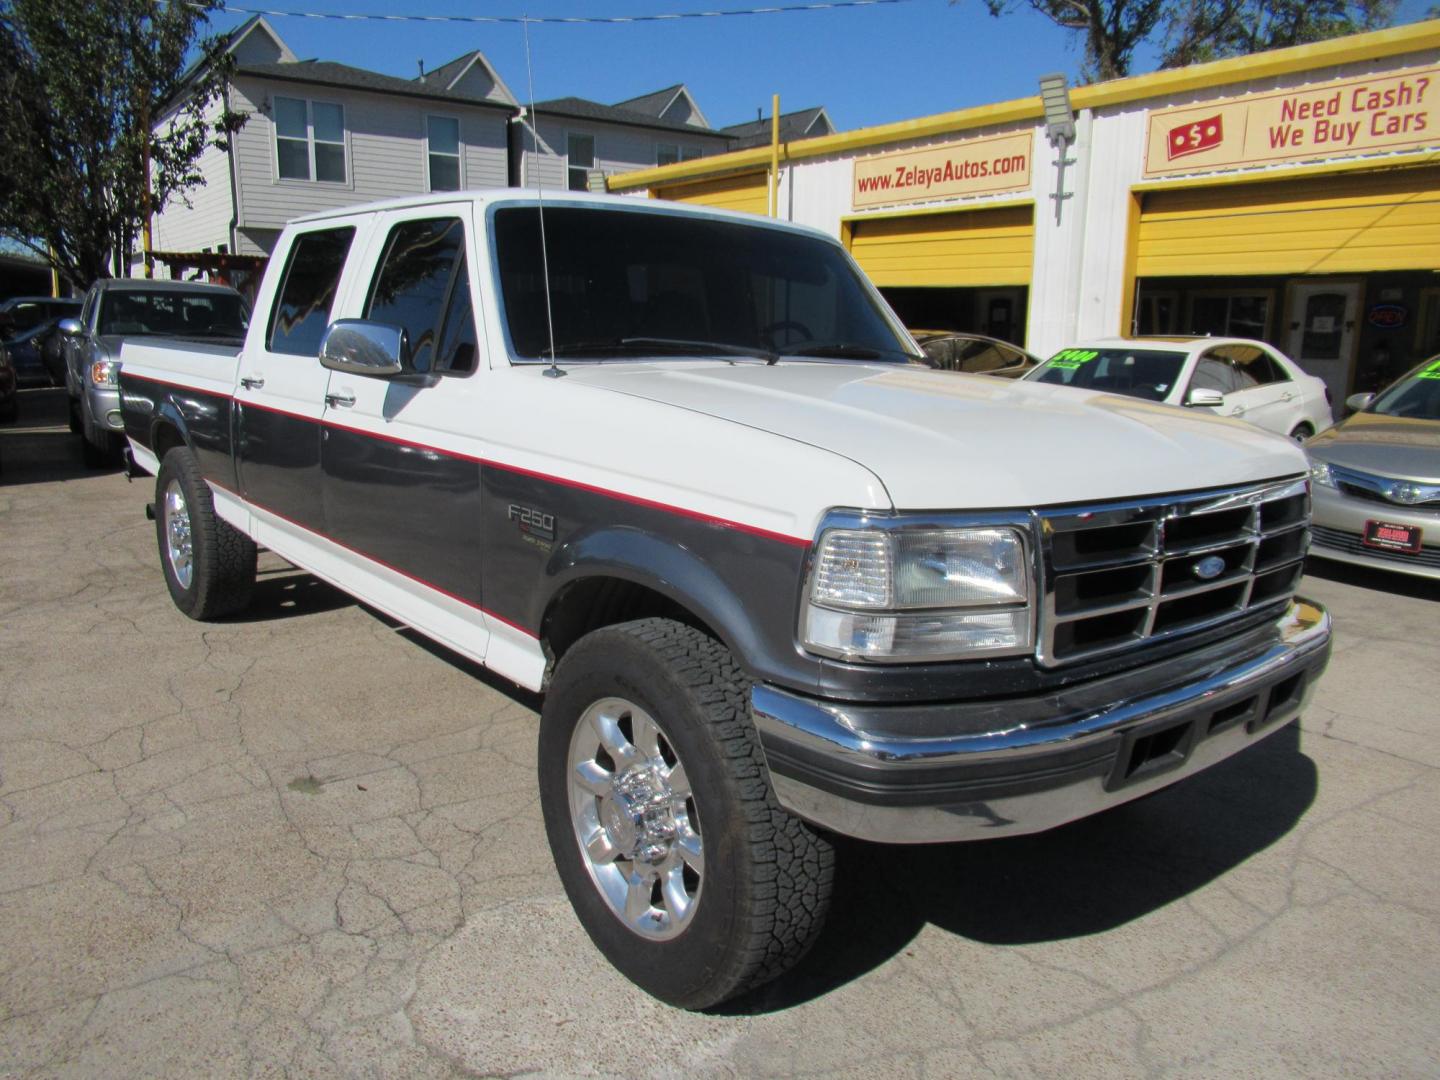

[1036,478,1309,666]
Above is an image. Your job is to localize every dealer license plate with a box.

[1362,520,1423,554]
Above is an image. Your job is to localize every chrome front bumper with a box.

[752,598,1331,844]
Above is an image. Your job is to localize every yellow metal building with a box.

[610,21,1440,401]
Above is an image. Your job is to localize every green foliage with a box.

[981,0,1168,83]
[975,0,1398,83]
[1161,1,1399,68]
[0,0,244,291]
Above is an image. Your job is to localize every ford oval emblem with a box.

[1194,555,1226,581]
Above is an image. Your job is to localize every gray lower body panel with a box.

[752,598,1331,843]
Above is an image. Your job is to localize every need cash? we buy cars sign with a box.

[1143,64,1440,178]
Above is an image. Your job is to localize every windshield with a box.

[1367,356,1440,420]
[98,290,249,339]
[492,205,913,362]
[1029,347,1187,403]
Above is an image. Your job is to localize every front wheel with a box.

[154,447,256,620]
[1289,422,1315,444]
[538,618,834,1009]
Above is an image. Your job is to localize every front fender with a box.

[539,525,801,681]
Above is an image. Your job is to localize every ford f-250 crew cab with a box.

[118,191,1332,1009]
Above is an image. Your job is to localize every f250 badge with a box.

[508,504,556,542]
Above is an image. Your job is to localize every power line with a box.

[196,1,908,25]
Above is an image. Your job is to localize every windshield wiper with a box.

[620,337,777,362]
[779,342,923,363]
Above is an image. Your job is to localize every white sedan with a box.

[1025,336,1333,442]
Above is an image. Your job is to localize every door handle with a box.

[239,376,264,390]
[1229,405,1246,416]
[1280,391,1295,401]
[325,391,356,408]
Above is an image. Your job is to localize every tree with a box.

[975,0,1396,83]
[1161,0,1398,68]
[0,1,244,292]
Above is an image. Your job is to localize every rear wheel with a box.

[538,618,833,1009]
[1288,423,1314,444]
[154,447,256,620]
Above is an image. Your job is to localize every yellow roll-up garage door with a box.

[1136,165,1440,277]
[846,205,1034,288]
[654,172,769,216]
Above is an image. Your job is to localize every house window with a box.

[274,96,346,183]
[657,143,703,166]
[567,133,594,192]
[427,116,461,191]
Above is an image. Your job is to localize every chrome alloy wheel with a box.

[162,479,194,590]
[567,697,703,940]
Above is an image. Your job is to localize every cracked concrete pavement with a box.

[2,387,1438,1078]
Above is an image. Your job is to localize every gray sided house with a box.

[516,85,732,191]
[152,17,517,259]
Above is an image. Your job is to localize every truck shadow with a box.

[718,722,1317,1015]
[226,567,358,621]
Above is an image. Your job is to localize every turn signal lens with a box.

[90,359,119,388]
[1308,460,1335,488]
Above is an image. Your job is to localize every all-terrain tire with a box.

[155,447,256,620]
[538,617,834,1009]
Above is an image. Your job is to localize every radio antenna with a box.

[522,15,564,379]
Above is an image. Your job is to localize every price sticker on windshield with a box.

[1046,348,1100,370]
[1419,358,1440,381]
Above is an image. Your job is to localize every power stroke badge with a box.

[508,504,556,550]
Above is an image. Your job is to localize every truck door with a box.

[235,224,357,536]
[318,204,491,657]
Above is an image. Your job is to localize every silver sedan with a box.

[1306,357,1440,580]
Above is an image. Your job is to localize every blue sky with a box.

[211,0,1439,133]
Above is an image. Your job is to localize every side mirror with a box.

[1184,387,1225,408]
[1345,392,1374,412]
[319,319,409,378]
[57,318,82,336]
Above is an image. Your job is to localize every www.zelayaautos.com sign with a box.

[1143,64,1440,178]
[852,131,1033,210]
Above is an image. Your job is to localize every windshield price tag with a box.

[1418,358,1440,381]
[1046,348,1099,370]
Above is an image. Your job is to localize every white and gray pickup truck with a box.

[118,191,1331,1009]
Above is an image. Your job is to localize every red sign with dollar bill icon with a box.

[1166,115,1225,160]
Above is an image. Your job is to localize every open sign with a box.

[1367,303,1407,329]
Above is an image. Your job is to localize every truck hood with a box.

[565,361,1306,509]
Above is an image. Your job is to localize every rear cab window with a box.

[267,227,357,356]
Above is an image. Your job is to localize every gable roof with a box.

[722,106,833,148]
[529,96,732,138]
[236,60,516,110]
[225,15,296,64]
[417,50,518,106]
[613,84,711,129]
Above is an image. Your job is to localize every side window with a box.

[567,134,594,192]
[1191,355,1238,394]
[267,227,356,356]
[1230,346,1289,387]
[427,116,461,192]
[364,217,475,375]
[957,341,1019,373]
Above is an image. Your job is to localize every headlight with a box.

[89,358,119,388]
[802,523,1032,661]
[1308,460,1335,488]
